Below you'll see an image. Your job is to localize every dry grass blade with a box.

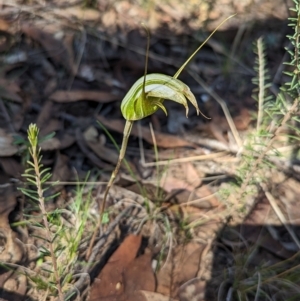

[140,151,228,167]
[261,184,300,250]
[188,70,243,149]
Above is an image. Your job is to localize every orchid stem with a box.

[100,120,133,217]
[86,120,133,260]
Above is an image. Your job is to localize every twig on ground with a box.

[261,184,300,250]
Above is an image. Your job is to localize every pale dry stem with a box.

[256,37,265,132]
[261,183,300,250]
[141,151,228,167]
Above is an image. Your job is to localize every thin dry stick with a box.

[0,262,39,278]
[261,184,300,250]
[141,151,228,167]
[230,22,247,60]
[0,97,15,133]
[188,70,243,149]
[179,192,218,207]
[137,122,229,165]
[256,37,265,132]
[67,27,87,90]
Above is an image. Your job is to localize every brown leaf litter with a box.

[89,233,211,301]
[49,90,119,103]
[89,234,155,301]
[0,184,29,301]
[21,24,74,74]
[0,129,18,156]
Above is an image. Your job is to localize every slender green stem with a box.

[173,14,235,79]
[87,24,151,258]
[100,120,133,216]
[141,23,150,100]
[86,120,133,259]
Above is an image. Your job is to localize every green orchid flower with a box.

[121,73,202,120]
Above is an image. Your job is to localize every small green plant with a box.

[20,124,64,300]
[19,124,93,300]
[233,1,300,206]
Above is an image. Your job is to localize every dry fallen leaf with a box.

[139,291,179,301]
[182,162,202,188]
[89,234,142,300]
[40,137,61,151]
[50,153,72,193]
[0,185,24,264]
[161,174,196,193]
[0,19,10,31]
[281,179,300,225]
[90,233,157,301]
[36,101,53,130]
[50,90,119,103]
[76,128,113,170]
[166,185,219,209]
[2,273,27,301]
[0,129,18,156]
[233,108,251,131]
[123,251,156,301]
[21,24,73,73]
[53,6,101,21]
[160,162,201,194]
[156,242,206,297]
[39,119,62,138]
[0,79,22,103]
[83,126,119,165]
[102,10,118,30]
[178,279,206,301]
[0,157,23,178]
